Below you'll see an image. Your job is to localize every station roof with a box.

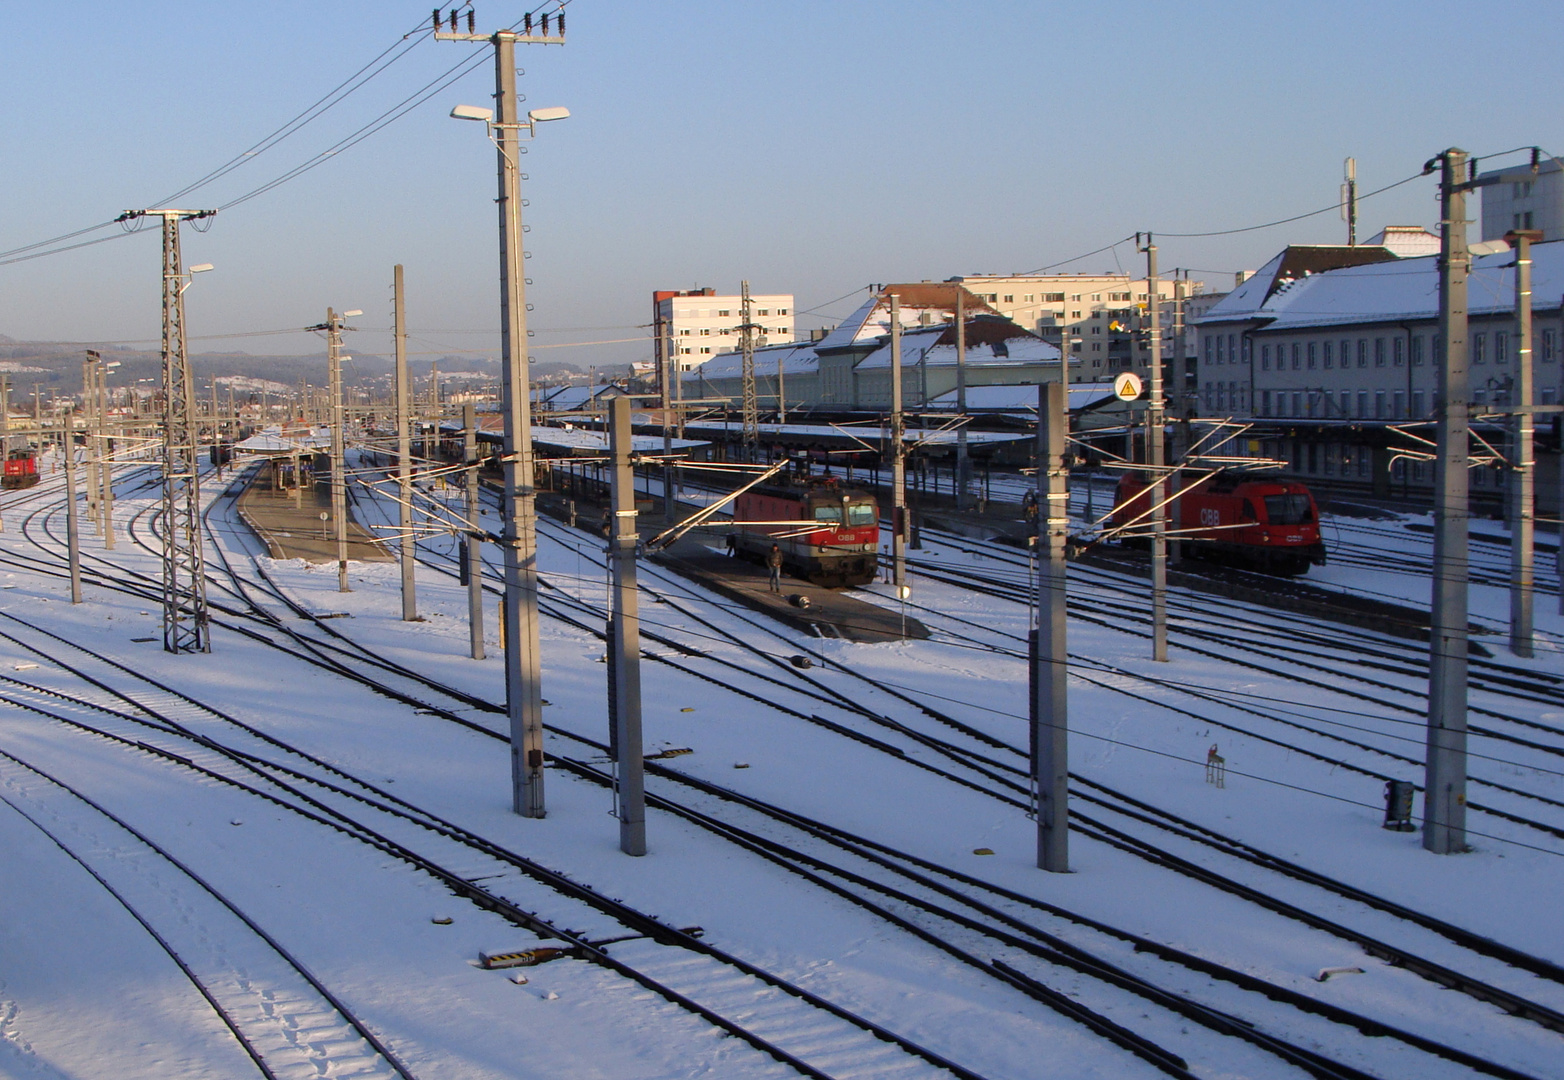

[1196,238,1564,331]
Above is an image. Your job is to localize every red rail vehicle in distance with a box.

[732,476,879,587]
[1112,470,1326,575]
[2,449,39,490]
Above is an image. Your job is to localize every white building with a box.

[652,287,795,373]
[1480,159,1564,242]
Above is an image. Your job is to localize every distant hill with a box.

[0,338,592,397]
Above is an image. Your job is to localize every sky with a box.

[2,0,1562,372]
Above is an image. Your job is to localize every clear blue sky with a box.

[2,1,1560,370]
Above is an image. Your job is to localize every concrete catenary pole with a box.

[0,375,8,533]
[659,303,676,522]
[327,308,350,593]
[494,31,547,817]
[464,402,485,661]
[1034,381,1069,872]
[1426,148,1473,855]
[98,361,114,550]
[82,353,99,531]
[63,411,81,604]
[1509,229,1541,658]
[394,265,417,620]
[607,394,646,855]
[888,291,907,592]
[955,288,970,511]
[1140,234,1168,661]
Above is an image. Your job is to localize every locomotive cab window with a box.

[811,504,843,523]
[1240,499,1257,521]
[846,503,877,526]
[1263,494,1313,525]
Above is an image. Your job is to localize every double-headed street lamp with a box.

[449,56,569,817]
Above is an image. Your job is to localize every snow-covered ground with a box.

[0,455,1561,1079]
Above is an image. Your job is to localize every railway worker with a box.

[767,543,783,592]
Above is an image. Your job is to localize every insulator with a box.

[557,10,564,33]
[467,9,475,32]
[541,13,549,34]
[524,12,531,32]
[449,9,458,31]
[433,8,441,32]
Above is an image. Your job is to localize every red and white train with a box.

[732,477,880,587]
[1112,471,1326,575]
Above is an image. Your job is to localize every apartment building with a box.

[947,273,1194,378]
[652,287,795,373]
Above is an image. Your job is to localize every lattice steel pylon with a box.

[739,280,759,453]
[127,209,215,653]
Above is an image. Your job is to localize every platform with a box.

[235,466,393,564]
[532,487,927,643]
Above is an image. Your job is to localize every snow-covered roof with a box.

[528,426,708,454]
[924,382,1118,413]
[852,326,1060,370]
[1195,238,1564,332]
[684,341,819,381]
[234,428,330,454]
[679,418,1029,446]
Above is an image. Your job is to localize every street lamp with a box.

[450,78,570,819]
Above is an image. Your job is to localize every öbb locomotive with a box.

[732,477,880,587]
[1112,471,1326,575]
[2,449,40,490]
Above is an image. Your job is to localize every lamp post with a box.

[450,87,570,819]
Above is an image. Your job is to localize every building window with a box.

[1214,335,1224,363]
[1072,343,1081,352]
[1357,339,1368,368]
[1228,334,1237,363]
[679,347,692,355]
[1374,338,1386,367]
[1259,344,1269,370]
[1323,341,1334,369]
[1339,391,1350,417]
[757,309,769,316]
[679,328,692,336]
[1357,390,1369,417]
[1375,390,1386,418]
[1092,343,1101,351]
[1543,329,1557,362]
[1291,343,1301,370]
[700,346,712,354]
[1393,390,1405,419]
[1413,390,1425,417]
[1003,295,1014,303]
[1473,389,1487,406]
[985,294,998,302]
[1411,335,1424,366]
[718,309,731,317]
[1241,338,1251,364]
[1473,332,1486,364]
[1261,390,1272,416]
[1544,387,1558,405]
[1496,330,1509,364]
[1307,341,1318,369]
[699,328,710,336]
[1394,337,1405,366]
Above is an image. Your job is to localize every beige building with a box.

[948,272,1195,377]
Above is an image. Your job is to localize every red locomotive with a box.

[1112,470,1326,575]
[732,477,880,587]
[2,449,39,490]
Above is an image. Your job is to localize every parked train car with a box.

[732,477,879,587]
[1112,470,1326,575]
[2,449,39,490]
